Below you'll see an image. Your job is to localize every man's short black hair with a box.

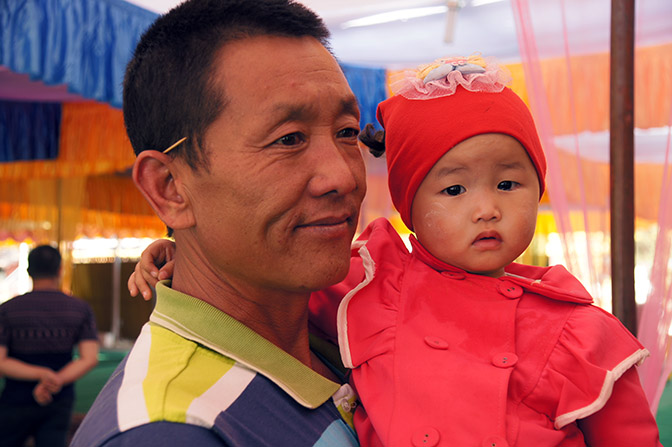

[27,245,61,280]
[123,0,331,172]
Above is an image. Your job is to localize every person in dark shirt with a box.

[0,244,99,447]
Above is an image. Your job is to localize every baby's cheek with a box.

[414,203,455,242]
[419,209,445,229]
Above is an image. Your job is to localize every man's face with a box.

[178,36,366,297]
[411,134,539,278]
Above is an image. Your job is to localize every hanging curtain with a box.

[637,89,672,411]
[0,101,61,162]
[340,64,388,130]
[0,101,163,241]
[510,0,672,413]
[633,4,672,411]
[0,102,135,178]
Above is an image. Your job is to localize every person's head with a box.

[130,0,366,296]
[124,0,331,171]
[27,245,61,280]
[360,56,546,277]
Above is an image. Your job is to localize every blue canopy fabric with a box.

[1,0,155,108]
[341,63,387,130]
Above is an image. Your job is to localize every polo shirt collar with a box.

[149,281,342,409]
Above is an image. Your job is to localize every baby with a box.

[131,55,661,446]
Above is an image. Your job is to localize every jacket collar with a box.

[409,235,593,304]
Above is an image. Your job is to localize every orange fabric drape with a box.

[552,150,663,223]
[80,174,165,238]
[507,43,671,134]
[0,102,166,241]
[0,102,135,180]
[0,176,166,241]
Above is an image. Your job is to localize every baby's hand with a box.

[128,239,176,301]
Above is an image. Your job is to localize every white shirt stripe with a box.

[117,323,152,431]
[186,363,257,427]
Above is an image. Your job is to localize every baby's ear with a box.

[132,152,196,231]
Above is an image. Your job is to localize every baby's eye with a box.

[274,132,306,147]
[498,180,518,191]
[442,185,465,196]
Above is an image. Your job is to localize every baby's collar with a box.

[409,235,466,274]
[408,239,594,304]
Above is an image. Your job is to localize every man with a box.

[0,245,99,447]
[72,0,365,445]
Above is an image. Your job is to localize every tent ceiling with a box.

[126,0,672,68]
[1,0,669,102]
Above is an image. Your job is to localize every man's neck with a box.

[170,250,316,368]
[31,277,60,291]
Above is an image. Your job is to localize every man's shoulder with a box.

[76,421,225,447]
[71,357,229,447]
[2,289,86,306]
[73,324,359,447]
[72,326,247,446]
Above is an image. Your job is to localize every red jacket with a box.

[310,218,661,447]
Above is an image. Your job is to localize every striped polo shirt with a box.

[71,282,359,446]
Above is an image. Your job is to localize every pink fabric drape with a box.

[511,0,672,413]
[511,0,608,302]
[637,107,672,412]
[633,0,672,414]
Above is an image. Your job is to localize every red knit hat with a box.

[378,62,547,231]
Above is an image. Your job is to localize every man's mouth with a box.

[294,211,357,240]
[300,213,352,228]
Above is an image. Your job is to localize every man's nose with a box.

[307,139,363,197]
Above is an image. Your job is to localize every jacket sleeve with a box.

[524,303,651,430]
[577,367,662,446]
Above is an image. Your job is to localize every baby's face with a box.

[411,133,540,278]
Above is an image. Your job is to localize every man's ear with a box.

[133,151,196,230]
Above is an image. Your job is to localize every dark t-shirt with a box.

[0,289,98,404]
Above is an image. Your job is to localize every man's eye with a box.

[442,185,465,196]
[337,127,360,139]
[498,180,517,191]
[274,133,305,146]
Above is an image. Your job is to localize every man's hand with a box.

[39,368,63,394]
[31,369,61,405]
[33,382,53,405]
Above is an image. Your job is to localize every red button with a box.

[442,271,465,280]
[498,280,522,298]
[482,436,509,447]
[424,336,449,350]
[412,427,440,447]
[492,352,518,368]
